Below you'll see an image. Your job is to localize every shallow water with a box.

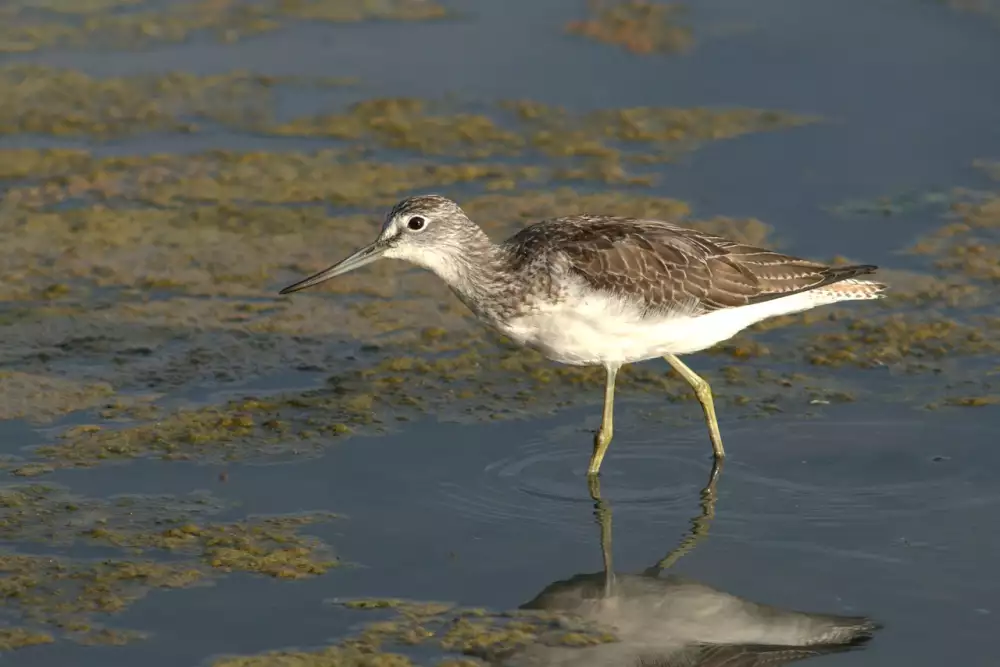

[1,0,999,665]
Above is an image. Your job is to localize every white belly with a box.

[498,289,855,366]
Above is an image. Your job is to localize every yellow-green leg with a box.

[664,354,725,459]
[588,364,619,475]
[587,475,615,597]
[644,458,722,575]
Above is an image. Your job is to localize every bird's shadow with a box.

[489,461,881,667]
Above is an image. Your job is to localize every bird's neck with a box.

[429,233,520,323]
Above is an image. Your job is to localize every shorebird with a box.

[279,195,885,475]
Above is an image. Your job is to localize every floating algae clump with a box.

[213,599,618,666]
[0,553,204,645]
[802,315,1000,369]
[269,98,528,157]
[0,627,54,650]
[31,393,376,468]
[911,195,1000,282]
[276,0,448,22]
[0,484,338,577]
[803,165,1000,407]
[0,72,817,166]
[0,0,450,53]
[268,98,818,163]
[166,518,337,578]
[212,646,416,667]
[943,0,1000,26]
[0,66,278,137]
[0,66,359,138]
[567,0,693,55]
[0,371,113,422]
[0,484,338,646]
[19,324,831,472]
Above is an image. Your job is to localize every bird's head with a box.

[279,194,484,294]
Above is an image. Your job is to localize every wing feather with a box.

[506,216,879,317]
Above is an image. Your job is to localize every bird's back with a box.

[502,215,884,317]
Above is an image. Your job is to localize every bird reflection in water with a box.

[498,462,880,667]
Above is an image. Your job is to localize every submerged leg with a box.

[588,364,620,475]
[663,354,725,459]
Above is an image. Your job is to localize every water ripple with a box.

[432,415,1000,533]
[434,425,715,539]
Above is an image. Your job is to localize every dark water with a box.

[19,406,999,666]
[3,0,1000,665]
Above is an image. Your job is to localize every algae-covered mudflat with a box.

[0,0,998,665]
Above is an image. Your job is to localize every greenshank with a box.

[279,195,885,475]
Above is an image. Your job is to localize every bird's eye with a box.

[407,216,426,231]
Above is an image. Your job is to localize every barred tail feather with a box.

[815,278,887,301]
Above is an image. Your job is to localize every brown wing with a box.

[515,217,877,317]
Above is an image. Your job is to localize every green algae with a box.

[801,315,1000,369]
[0,147,93,180]
[0,483,338,646]
[30,396,338,466]
[909,194,1000,283]
[0,66,352,138]
[770,168,1000,408]
[277,0,448,22]
[943,0,1000,26]
[343,598,408,609]
[0,484,337,577]
[1,147,682,221]
[0,0,276,53]
[25,351,684,469]
[268,98,817,165]
[567,0,693,55]
[0,371,113,422]
[944,395,1000,407]
[511,101,818,165]
[0,163,766,308]
[214,598,618,666]
[438,617,541,656]
[0,0,450,54]
[0,66,816,159]
[212,646,417,667]
[0,626,55,650]
[12,0,143,13]
[0,553,206,645]
[891,168,1000,277]
[269,98,527,157]
[13,322,845,472]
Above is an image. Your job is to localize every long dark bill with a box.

[279,240,387,294]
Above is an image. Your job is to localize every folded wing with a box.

[521,217,878,317]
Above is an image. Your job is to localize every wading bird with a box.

[280,195,885,475]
